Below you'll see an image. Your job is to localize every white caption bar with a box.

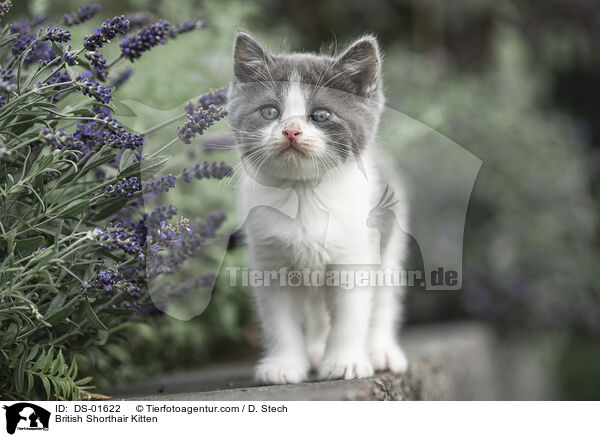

[1,401,597,436]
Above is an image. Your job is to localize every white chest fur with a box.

[239,155,382,270]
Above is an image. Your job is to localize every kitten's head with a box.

[228,30,384,182]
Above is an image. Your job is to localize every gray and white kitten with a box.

[228,30,408,384]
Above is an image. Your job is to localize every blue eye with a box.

[310,109,331,122]
[260,106,280,120]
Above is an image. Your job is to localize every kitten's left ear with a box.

[333,36,381,97]
[232,29,273,81]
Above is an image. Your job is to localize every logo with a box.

[3,403,50,435]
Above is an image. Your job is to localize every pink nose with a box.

[282,127,302,142]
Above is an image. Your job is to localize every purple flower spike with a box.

[181,161,233,182]
[85,51,108,81]
[74,75,112,103]
[185,86,228,114]
[84,15,130,50]
[41,26,71,43]
[63,4,101,26]
[178,104,228,144]
[105,177,140,197]
[143,174,177,194]
[119,20,171,61]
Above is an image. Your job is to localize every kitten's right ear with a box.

[233,30,272,81]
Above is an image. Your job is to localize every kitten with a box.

[227,30,408,384]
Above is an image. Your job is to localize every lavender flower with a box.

[143,174,176,194]
[146,211,226,276]
[146,216,191,253]
[42,111,143,157]
[41,26,71,43]
[92,222,144,258]
[63,47,78,66]
[85,51,108,81]
[169,20,206,38]
[109,68,132,89]
[74,75,112,103]
[81,267,122,294]
[11,33,55,65]
[63,4,101,25]
[181,161,232,182]
[178,105,228,144]
[83,15,130,50]
[105,177,140,197]
[0,0,12,16]
[94,112,145,149]
[125,12,155,30]
[120,20,171,61]
[38,70,72,103]
[10,20,29,34]
[0,68,15,93]
[93,105,111,116]
[144,205,178,228]
[185,86,228,114]
[81,266,142,307]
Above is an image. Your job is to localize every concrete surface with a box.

[109,321,554,401]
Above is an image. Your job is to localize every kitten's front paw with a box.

[370,344,408,373]
[318,355,374,380]
[255,357,309,385]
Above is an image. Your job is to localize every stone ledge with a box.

[110,321,553,401]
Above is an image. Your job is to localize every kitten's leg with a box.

[304,291,329,369]
[319,286,374,380]
[369,231,408,373]
[369,287,408,373]
[254,286,310,384]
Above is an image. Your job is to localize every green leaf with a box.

[51,350,65,376]
[99,307,134,315]
[26,344,40,361]
[119,149,137,172]
[119,155,169,179]
[85,298,107,330]
[68,357,78,378]
[45,306,73,326]
[33,350,46,371]
[75,376,93,385]
[82,152,117,173]
[40,376,51,399]
[14,346,27,393]
[51,41,64,57]
[5,229,16,255]
[43,348,55,370]
[90,198,129,221]
[15,235,45,252]
[26,372,34,395]
[46,293,66,318]
[58,199,90,218]
[53,219,64,250]
[65,65,77,82]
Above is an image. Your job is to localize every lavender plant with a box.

[0,4,231,400]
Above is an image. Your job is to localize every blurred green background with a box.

[7,0,600,399]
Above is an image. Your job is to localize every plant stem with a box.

[142,113,187,135]
[149,137,178,158]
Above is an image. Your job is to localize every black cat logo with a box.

[3,403,50,434]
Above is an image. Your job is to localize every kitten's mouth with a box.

[279,143,307,157]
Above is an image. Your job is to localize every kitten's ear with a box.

[233,30,273,81]
[333,36,381,97]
